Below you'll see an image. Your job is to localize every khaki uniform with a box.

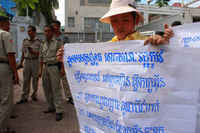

[21,38,41,100]
[55,34,72,100]
[0,29,15,127]
[40,38,63,113]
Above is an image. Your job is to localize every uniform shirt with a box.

[0,29,15,60]
[111,32,148,42]
[22,37,41,58]
[40,38,63,64]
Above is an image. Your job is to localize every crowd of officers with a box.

[0,16,73,133]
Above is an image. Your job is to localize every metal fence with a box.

[37,32,114,43]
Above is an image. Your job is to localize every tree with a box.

[13,0,39,16]
[155,0,170,7]
[0,8,7,17]
[14,0,59,24]
[36,0,59,24]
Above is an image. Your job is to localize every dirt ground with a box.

[7,69,80,133]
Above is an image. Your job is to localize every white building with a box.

[65,0,200,41]
[65,0,111,33]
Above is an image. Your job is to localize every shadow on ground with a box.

[7,69,80,133]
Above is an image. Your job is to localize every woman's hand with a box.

[144,24,174,45]
[56,45,64,62]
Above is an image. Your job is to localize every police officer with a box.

[17,25,41,104]
[0,16,19,133]
[39,25,64,121]
[52,20,73,105]
[52,20,69,44]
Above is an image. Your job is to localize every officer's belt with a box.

[44,63,60,67]
[24,57,39,60]
[0,60,8,64]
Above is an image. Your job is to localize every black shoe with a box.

[56,113,63,121]
[0,128,16,133]
[10,114,18,119]
[16,99,28,104]
[31,97,38,101]
[8,128,16,133]
[66,97,74,105]
[43,109,56,114]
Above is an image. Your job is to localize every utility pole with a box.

[95,23,98,42]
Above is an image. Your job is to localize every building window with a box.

[193,16,200,23]
[68,17,75,27]
[88,0,110,4]
[84,17,110,32]
[80,0,85,5]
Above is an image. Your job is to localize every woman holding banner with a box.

[56,0,173,62]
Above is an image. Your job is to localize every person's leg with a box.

[31,60,40,101]
[18,60,31,103]
[9,81,17,119]
[42,66,55,112]
[49,66,63,121]
[0,69,14,132]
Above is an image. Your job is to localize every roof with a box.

[172,2,182,7]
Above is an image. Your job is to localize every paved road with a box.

[7,69,80,133]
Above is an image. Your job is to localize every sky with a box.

[55,0,200,26]
[55,0,65,26]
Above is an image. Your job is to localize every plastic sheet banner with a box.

[64,25,200,133]
[170,22,200,48]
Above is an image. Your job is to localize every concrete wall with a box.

[138,14,184,31]
[65,0,109,32]
[11,16,32,60]
[138,7,200,32]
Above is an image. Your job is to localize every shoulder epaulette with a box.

[35,38,42,42]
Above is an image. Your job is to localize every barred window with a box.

[68,17,75,27]
[80,0,85,5]
[84,17,110,32]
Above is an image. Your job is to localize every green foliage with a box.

[155,0,170,7]
[13,0,39,16]
[37,0,59,24]
[13,0,39,10]
[51,0,59,9]
[14,0,59,25]
[0,9,7,17]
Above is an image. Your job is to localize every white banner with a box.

[64,23,200,133]
[170,22,200,48]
